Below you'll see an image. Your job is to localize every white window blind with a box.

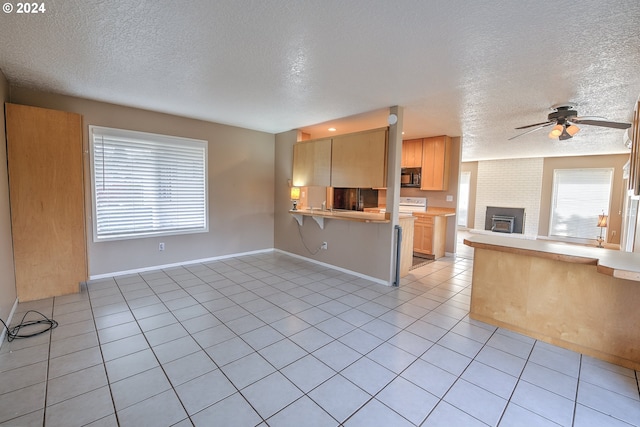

[90,126,208,241]
[549,168,613,240]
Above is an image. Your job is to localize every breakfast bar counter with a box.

[464,234,640,370]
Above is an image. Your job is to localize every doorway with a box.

[458,171,471,228]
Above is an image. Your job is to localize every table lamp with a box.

[596,213,608,248]
[290,187,300,211]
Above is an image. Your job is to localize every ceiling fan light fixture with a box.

[548,124,563,139]
[566,124,580,136]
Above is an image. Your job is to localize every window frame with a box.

[548,167,613,243]
[89,125,209,242]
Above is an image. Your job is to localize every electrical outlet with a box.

[159,242,165,251]
[321,242,328,250]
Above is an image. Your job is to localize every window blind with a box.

[549,168,613,239]
[90,126,208,241]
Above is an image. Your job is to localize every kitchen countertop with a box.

[464,233,640,282]
[290,208,390,223]
[412,208,456,217]
[289,208,418,224]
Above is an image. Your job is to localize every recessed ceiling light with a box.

[328,127,336,132]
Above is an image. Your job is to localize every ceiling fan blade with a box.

[508,122,554,140]
[515,121,554,130]
[571,119,631,129]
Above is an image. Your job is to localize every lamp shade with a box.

[597,214,608,228]
[548,124,563,138]
[566,124,580,136]
[290,187,301,200]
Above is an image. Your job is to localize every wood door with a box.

[401,139,423,168]
[6,103,87,301]
[421,136,451,191]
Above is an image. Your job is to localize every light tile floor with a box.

[1,251,639,426]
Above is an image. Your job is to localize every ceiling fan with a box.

[509,104,632,141]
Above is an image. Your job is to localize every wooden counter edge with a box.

[289,210,390,224]
[464,237,640,281]
[463,238,598,265]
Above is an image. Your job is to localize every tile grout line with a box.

[143,262,275,424]
[19,252,636,427]
[86,278,122,427]
[41,297,55,427]
[571,354,583,427]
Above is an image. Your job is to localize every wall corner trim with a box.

[0,298,19,351]
[88,249,274,281]
[274,249,391,286]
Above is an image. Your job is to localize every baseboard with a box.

[274,249,390,286]
[0,298,19,351]
[89,248,274,280]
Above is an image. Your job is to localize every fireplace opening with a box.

[485,207,525,234]
[491,215,515,233]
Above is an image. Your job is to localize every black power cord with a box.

[0,310,58,342]
[296,220,323,255]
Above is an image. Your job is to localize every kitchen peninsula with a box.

[289,208,417,277]
[464,234,640,370]
[289,208,391,227]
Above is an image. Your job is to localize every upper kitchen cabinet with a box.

[421,135,452,191]
[292,137,332,187]
[401,138,423,168]
[331,128,388,188]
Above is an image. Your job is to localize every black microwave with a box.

[401,168,421,187]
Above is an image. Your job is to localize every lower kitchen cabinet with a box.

[399,215,416,277]
[413,214,447,259]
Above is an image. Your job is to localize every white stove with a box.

[398,197,427,214]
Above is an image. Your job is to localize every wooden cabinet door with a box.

[331,128,387,188]
[292,138,331,187]
[6,103,87,301]
[421,136,451,191]
[402,139,423,168]
[413,217,434,255]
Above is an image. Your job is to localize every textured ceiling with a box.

[1,0,639,161]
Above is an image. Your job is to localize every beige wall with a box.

[461,161,478,228]
[539,154,628,244]
[274,131,395,284]
[10,88,275,277]
[401,137,461,254]
[463,153,629,244]
[0,70,17,321]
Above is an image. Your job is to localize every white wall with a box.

[0,70,17,324]
[474,158,544,237]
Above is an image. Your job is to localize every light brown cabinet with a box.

[413,214,447,258]
[421,136,451,191]
[331,128,388,188]
[292,138,332,187]
[399,216,416,277]
[401,139,423,168]
[6,103,87,301]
